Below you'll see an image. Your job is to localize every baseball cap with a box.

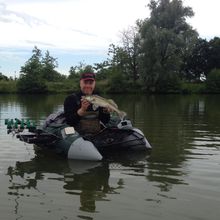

[80,72,95,81]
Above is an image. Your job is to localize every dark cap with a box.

[80,72,95,81]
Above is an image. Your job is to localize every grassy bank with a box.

[1,80,220,94]
[45,81,78,94]
[0,81,17,93]
[181,82,206,94]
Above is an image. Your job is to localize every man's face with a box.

[80,80,95,95]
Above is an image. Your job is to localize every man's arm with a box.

[64,94,81,126]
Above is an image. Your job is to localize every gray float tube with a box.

[67,137,103,161]
[132,128,152,149]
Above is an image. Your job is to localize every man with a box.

[64,72,110,134]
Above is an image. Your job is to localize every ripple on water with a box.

[1,94,220,220]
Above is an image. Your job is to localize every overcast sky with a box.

[0,0,220,77]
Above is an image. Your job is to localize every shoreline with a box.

[1,81,220,95]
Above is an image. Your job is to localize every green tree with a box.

[118,26,141,81]
[20,46,43,77]
[17,46,47,93]
[94,60,110,80]
[68,66,77,80]
[68,62,94,79]
[0,72,9,81]
[182,37,220,81]
[181,38,210,81]
[41,50,61,81]
[208,37,220,72]
[139,0,198,92]
[17,74,47,93]
[17,46,65,93]
[107,44,128,78]
[206,69,220,93]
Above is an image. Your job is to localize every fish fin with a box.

[93,95,102,99]
[108,99,118,108]
[92,104,99,111]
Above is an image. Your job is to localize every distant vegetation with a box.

[1,0,220,94]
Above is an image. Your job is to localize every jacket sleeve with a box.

[98,107,110,124]
[64,94,81,126]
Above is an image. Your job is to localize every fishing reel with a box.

[117,119,133,130]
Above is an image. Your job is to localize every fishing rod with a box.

[5,118,60,145]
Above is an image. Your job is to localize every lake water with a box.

[0,94,220,220]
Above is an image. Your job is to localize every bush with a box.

[17,75,48,93]
[145,73,182,94]
[46,80,79,93]
[107,71,128,93]
[181,82,206,94]
[0,80,17,93]
[157,74,181,93]
[206,69,220,93]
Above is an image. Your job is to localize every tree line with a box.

[1,0,220,94]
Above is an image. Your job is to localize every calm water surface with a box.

[0,94,220,220]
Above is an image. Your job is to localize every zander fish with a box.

[84,95,126,119]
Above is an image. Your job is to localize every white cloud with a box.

[0,2,47,26]
[1,0,220,76]
[0,0,148,50]
[0,0,149,76]
[1,0,220,50]
[184,0,220,39]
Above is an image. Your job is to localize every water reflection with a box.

[6,155,109,214]
[1,94,220,219]
[64,161,111,213]
[111,95,220,195]
[2,94,220,194]
[6,150,151,215]
[0,94,65,123]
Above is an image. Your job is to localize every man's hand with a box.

[77,98,90,116]
[81,98,90,111]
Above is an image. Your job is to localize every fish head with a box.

[84,95,95,103]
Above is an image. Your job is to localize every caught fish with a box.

[84,95,126,119]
